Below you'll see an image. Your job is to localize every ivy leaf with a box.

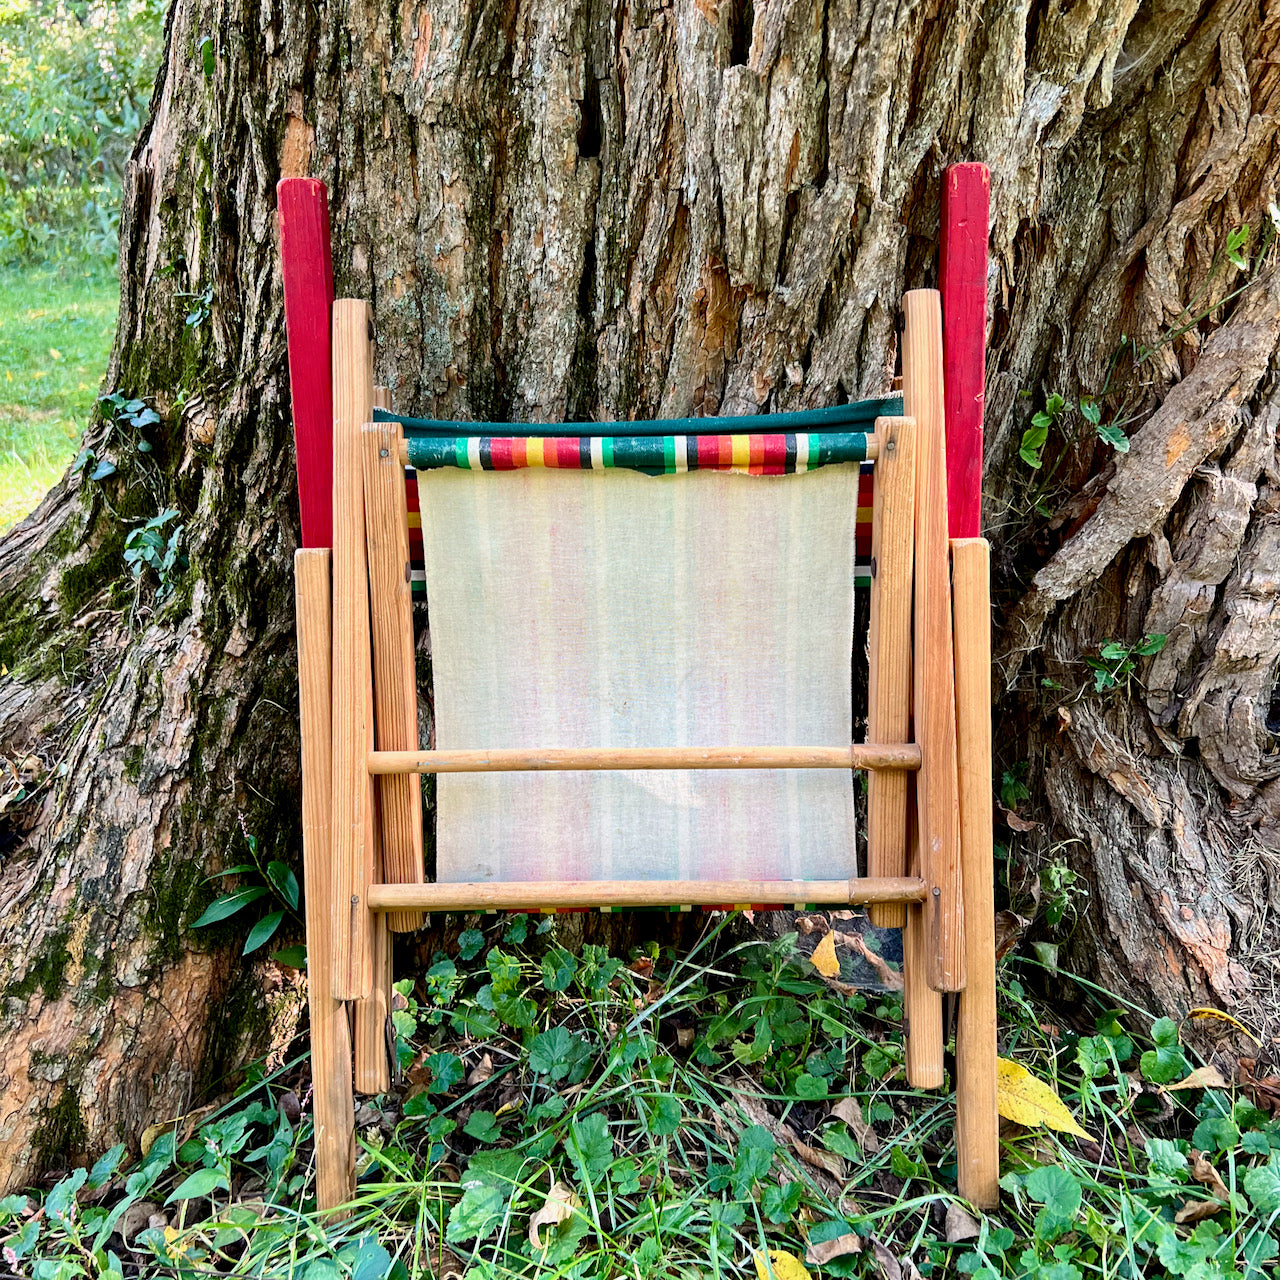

[1145,1138,1189,1180]
[794,1072,828,1100]
[565,1113,612,1186]
[90,457,117,481]
[732,1124,776,1197]
[192,887,268,927]
[1141,1018,1189,1084]
[166,1167,228,1204]
[199,35,215,77]
[446,1184,506,1243]
[1019,423,1048,469]
[530,1027,590,1081]
[464,1111,501,1143]
[458,929,485,961]
[1193,1114,1240,1154]
[424,1052,464,1094]
[1025,1165,1082,1240]
[243,911,284,955]
[1096,421,1129,453]
[541,946,577,992]
[761,1181,804,1224]
[641,1095,682,1137]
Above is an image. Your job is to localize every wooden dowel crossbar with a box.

[396,434,884,467]
[366,743,921,775]
[367,876,928,913]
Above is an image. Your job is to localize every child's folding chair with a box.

[277,164,997,1216]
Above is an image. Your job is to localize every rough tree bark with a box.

[1,0,1278,1191]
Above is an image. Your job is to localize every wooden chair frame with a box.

[278,165,997,1216]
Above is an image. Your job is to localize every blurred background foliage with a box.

[0,0,164,269]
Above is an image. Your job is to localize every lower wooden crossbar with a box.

[367,743,921,774]
[366,876,927,912]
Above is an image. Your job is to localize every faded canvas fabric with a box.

[416,465,859,886]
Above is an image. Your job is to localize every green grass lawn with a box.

[0,265,118,532]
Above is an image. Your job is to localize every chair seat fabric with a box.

[416,465,860,885]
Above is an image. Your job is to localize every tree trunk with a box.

[2,0,1278,1191]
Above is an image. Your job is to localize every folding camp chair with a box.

[277,165,997,1216]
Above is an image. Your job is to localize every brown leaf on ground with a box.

[806,1233,863,1264]
[945,1203,981,1242]
[1175,1199,1226,1225]
[1001,807,1039,832]
[466,1053,494,1087]
[1189,1151,1230,1200]
[839,932,903,991]
[994,912,1031,961]
[870,1240,902,1280]
[1166,1064,1228,1092]
[796,915,830,936]
[830,1097,880,1153]
[792,1137,846,1181]
[529,1179,581,1251]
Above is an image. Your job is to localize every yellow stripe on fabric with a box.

[528,438,545,468]
[731,435,750,469]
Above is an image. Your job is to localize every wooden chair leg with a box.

[902,290,965,992]
[355,798,392,1095]
[295,549,356,1215]
[867,416,918,929]
[903,776,944,1088]
[953,537,999,1206]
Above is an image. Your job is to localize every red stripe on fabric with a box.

[404,472,419,512]
[489,437,515,469]
[760,435,787,475]
[555,438,581,468]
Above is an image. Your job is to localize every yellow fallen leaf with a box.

[810,932,839,978]
[755,1250,811,1280]
[996,1057,1089,1140]
[1186,1008,1258,1044]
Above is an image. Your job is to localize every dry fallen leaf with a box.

[1175,1199,1225,1225]
[1186,1008,1259,1043]
[1189,1150,1230,1200]
[996,1058,1090,1140]
[466,1053,494,1087]
[806,1233,863,1265]
[993,911,1031,962]
[830,1097,880,1153]
[1001,807,1039,832]
[944,1203,981,1242]
[839,932,903,991]
[1166,1064,1228,1092]
[529,1179,580,1251]
[796,915,829,936]
[755,1250,811,1280]
[870,1239,902,1280]
[791,1137,846,1181]
[811,932,840,978]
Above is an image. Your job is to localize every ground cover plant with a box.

[6,914,1277,1280]
[0,265,116,530]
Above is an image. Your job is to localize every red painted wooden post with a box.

[940,163,989,538]
[279,178,335,549]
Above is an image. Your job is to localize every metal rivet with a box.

[351,894,360,906]
[886,438,896,452]
[380,448,389,458]
[932,887,941,898]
